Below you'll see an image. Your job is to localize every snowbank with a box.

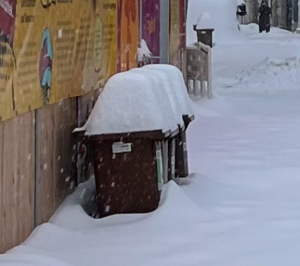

[187,0,243,45]
[0,180,207,266]
[217,57,300,93]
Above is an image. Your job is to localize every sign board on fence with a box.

[0,0,118,121]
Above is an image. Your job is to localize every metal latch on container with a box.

[112,142,132,154]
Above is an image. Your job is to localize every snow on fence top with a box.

[196,12,214,30]
[77,70,181,136]
[144,64,194,118]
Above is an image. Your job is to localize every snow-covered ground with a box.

[2,0,300,265]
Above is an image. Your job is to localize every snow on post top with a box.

[196,12,214,30]
[78,71,179,136]
[137,39,152,62]
[144,64,194,118]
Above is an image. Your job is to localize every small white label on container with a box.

[112,142,132,154]
[183,142,187,151]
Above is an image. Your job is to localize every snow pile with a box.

[144,64,194,119]
[77,71,178,135]
[196,12,214,30]
[129,68,184,126]
[239,23,259,36]
[75,65,193,135]
[137,39,153,62]
[187,0,243,45]
[0,180,207,266]
[220,57,300,93]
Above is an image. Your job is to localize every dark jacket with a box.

[259,4,271,26]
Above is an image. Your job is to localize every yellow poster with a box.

[0,24,15,121]
[48,0,80,100]
[98,0,118,85]
[13,1,51,114]
[0,0,119,122]
[79,0,100,94]
[169,0,180,65]
[120,0,139,72]
[0,0,16,120]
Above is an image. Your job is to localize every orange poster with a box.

[169,0,181,66]
[119,0,139,72]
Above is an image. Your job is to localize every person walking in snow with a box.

[258,0,271,33]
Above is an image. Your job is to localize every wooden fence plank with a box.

[0,112,35,253]
[35,99,77,225]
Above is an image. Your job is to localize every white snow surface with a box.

[129,67,183,127]
[76,65,193,135]
[144,64,194,118]
[187,0,242,45]
[3,1,300,266]
[196,12,214,30]
[137,39,153,61]
[77,69,181,135]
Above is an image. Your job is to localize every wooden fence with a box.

[0,0,188,253]
[186,42,212,99]
[0,91,97,253]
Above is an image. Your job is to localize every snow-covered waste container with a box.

[144,64,195,178]
[129,67,185,181]
[193,12,214,47]
[74,70,179,217]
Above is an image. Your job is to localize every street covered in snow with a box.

[2,0,300,265]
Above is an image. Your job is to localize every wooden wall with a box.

[0,112,35,253]
[0,91,97,253]
[35,99,77,225]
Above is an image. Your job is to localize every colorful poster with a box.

[0,0,165,122]
[73,0,96,95]
[100,0,118,83]
[169,0,180,64]
[119,0,139,72]
[0,0,16,120]
[179,0,187,49]
[142,0,160,60]
[13,1,51,114]
[47,0,89,100]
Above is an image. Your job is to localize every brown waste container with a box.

[174,115,195,178]
[89,130,168,218]
[193,25,214,48]
[167,135,176,181]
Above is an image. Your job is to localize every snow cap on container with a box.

[129,67,183,128]
[144,64,194,119]
[137,67,185,127]
[196,12,214,30]
[75,71,178,136]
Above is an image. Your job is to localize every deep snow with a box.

[2,0,300,265]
